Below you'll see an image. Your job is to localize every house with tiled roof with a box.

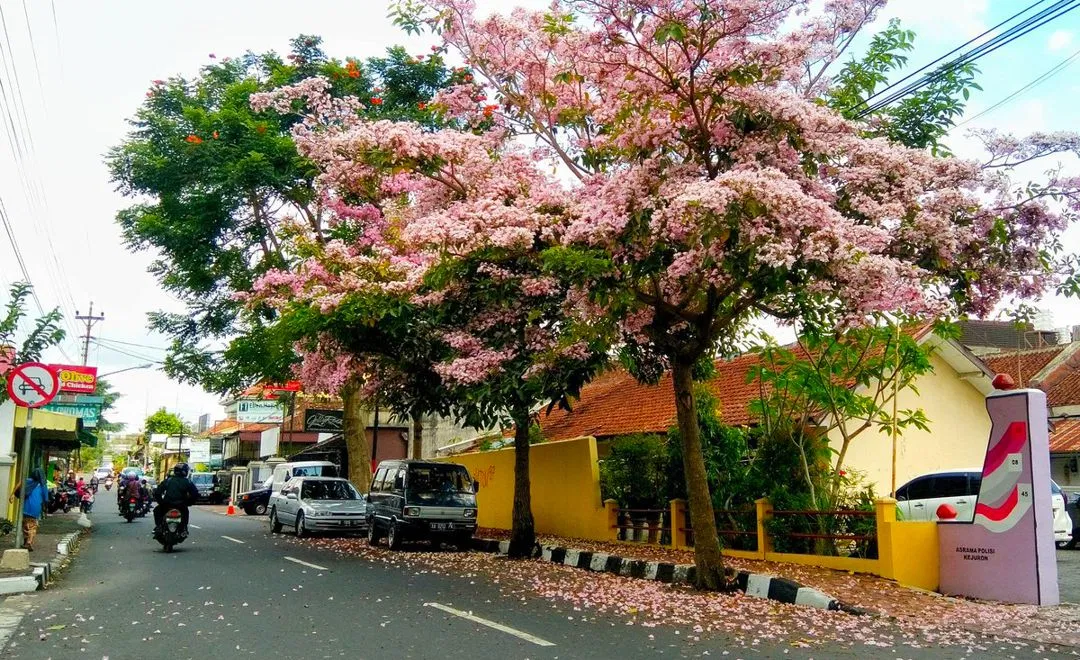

[538,328,997,494]
[981,342,1080,494]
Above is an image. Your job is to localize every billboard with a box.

[259,426,280,458]
[51,364,98,394]
[197,413,210,434]
[304,408,344,433]
[189,439,211,464]
[234,400,283,423]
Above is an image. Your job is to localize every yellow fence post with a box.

[670,498,687,549]
[755,497,771,559]
[603,499,620,541]
[875,497,896,580]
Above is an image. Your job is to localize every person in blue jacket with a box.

[8,467,48,551]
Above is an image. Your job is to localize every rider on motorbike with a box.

[153,463,199,534]
[121,474,141,513]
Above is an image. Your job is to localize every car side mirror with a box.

[473,482,480,494]
[286,492,297,500]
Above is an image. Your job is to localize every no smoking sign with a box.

[6,362,60,408]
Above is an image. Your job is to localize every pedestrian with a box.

[8,467,49,551]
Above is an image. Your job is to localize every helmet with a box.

[173,463,190,478]
[140,479,147,484]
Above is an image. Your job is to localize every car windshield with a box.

[293,465,337,478]
[192,474,213,485]
[408,465,472,494]
[301,480,359,501]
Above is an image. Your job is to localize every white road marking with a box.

[188,524,201,529]
[284,556,329,571]
[0,594,33,653]
[221,535,246,544]
[424,602,555,647]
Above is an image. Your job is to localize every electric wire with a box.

[90,340,165,365]
[851,0,1058,112]
[856,0,1080,117]
[957,45,1080,126]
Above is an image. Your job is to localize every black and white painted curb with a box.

[0,528,86,595]
[472,537,862,613]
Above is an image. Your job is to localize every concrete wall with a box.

[418,414,490,458]
[1053,454,1079,495]
[831,353,992,494]
[436,436,614,540]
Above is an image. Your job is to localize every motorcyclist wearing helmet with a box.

[153,463,199,533]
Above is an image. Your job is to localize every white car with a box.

[268,476,368,537]
[93,467,112,481]
[1051,480,1074,548]
[895,469,1074,545]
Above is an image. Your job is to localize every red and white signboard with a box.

[6,362,60,408]
[50,364,98,394]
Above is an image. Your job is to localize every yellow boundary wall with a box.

[437,436,617,541]
[441,437,939,591]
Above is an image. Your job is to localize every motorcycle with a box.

[120,496,137,522]
[154,508,188,553]
[80,491,94,514]
[104,477,113,491]
[48,487,75,514]
[137,497,152,517]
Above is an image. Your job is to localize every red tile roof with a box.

[539,354,765,441]
[1050,419,1080,453]
[981,345,1066,387]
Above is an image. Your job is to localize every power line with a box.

[19,0,44,106]
[857,0,1080,117]
[957,45,1080,126]
[96,337,169,351]
[90,340,165,365]
[852,0,1058,112]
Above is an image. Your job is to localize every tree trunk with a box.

[342,382,372,492]
[672,359,727,590]
[508,404,536,558]
[411,413,424,459]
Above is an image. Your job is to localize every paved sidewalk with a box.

[474,528,1080,649]
[0,512,84,558]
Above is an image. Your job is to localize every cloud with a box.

[875,0,989,42]
[1048,29,1073,52]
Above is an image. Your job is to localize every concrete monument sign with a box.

[938,386,1058,605]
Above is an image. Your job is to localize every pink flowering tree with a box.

[247,76,611,555]
[394,0,1080,588]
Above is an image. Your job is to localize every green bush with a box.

[599,434,668,509]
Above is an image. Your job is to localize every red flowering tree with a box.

[384,0,1080,588]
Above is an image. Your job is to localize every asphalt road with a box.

[1060,548,1079,604]
[0,496,1073,659]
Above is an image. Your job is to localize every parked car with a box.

[1066,490,1079,549]
[895,470,1074,546]
[366,460,478,550]
[1051,480,1074,549]
[269,476,368,537]
[270,460,339,491]
[236,475,275,515]
[190,472,224,504]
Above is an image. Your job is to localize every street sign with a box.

[265,380,302,392]
[42,401,102,428]
[6,362,59,408]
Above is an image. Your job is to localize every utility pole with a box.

[75,302,105,366]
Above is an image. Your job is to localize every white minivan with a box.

[895,469,1074,546]
[270,460,339,492]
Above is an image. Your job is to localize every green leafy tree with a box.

[144,407,185,435]
[747,318,941,508]
[107,36,458,395]
[826,19,981,155]
[0,282,65,404]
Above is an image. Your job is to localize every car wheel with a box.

[295,511,308,538]
[1058,540,1070,549]
[367,518,381,546]
[387,519,402,550]
[254,503,267,516]
[270,508,283,534]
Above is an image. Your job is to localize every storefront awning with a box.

[14,406,79,450]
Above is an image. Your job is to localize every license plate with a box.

[431,523,451,531]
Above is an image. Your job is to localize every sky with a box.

[0,0,1078,431]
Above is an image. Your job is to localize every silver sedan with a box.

[269,476,368,537]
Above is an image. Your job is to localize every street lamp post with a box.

[98,363,155,379]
